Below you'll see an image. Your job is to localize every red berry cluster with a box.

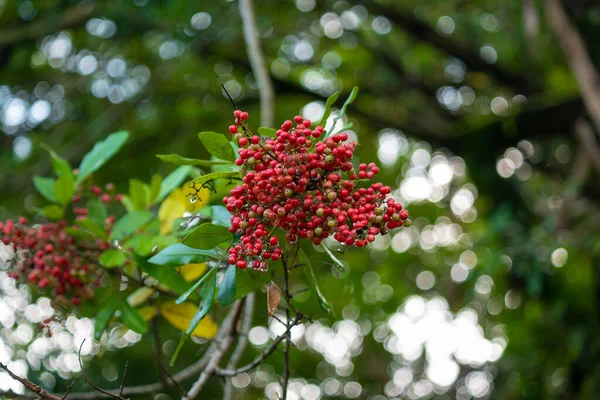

[72,182,123,208]
[1,218,105,306]
[223,111,410,271]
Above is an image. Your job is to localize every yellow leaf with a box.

[178,263,207,282]
[160,301,218,338]
[127,287,156,307]
[138,305,159,321]
[158,186,209,234]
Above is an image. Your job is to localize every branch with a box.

[215,313,304,377]
[77,340,127,400]
[223,293,256,400]
[182,299,246,400]
[0,3,95,46]
[547,0,600,132]
[239,0,275,127]
[0,362,62,400]
[62,306,241,399]
[366,1,536,92]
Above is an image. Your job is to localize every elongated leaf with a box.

[199,205,231,227]
[119,301,148,334]
[198,132,235,162]
[156,166,192,203]
[54,173,75,206]
[300,249,331,313]
[186,271,217,335]
[42,205,64,220]
[149,174,162,203]
[99,249,127,268]
[257,127,277,137]
[189,171,239,186]
[87,199,107,228]
[41,144,72,178]
[76,219,107,240]
[176,267,217,305]
[76,131,129,184]
[319,91,340,127]
[129,179,150,210]
[160,301,218,338]
[135,256,199,300]
[217,264,236,306]
[330,87,359,133]
[156,154,231,166]
[94,297,119,340]
[33,176,56,202]
[109,210,153,241]
[148,244,222,266]
[321,244,348,273]
[182,223,232,250]
[127,287,156,308]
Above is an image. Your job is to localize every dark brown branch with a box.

[0,3,95,46]
[365,1,536,92]
[215,313,304,377]
[547,0,600,132]
[0,362,62,400]
[77,340,127,400]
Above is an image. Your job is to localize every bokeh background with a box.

[1,0,600,399]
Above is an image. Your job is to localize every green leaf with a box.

[217,264,236,306]
[148,243,222,266]
[149,174,162,203]
[235,268,271,299]
[199,206,231,227]
[198,132,235,162]
[119,301,148,334]
[53,173,75,206]
[330,87,359,132]
[189,171,239,186]
[176,267,217,305]
[33,176,56,203]
[40,144,72,178]
[300,249,331,314]
[42,205,64,220]
[99,249,127,268]
[321,244,348,273]
[129,179,150,210]
[319,91,340,127]
[76,131,129,184]
[257,127,277,137]
[156,166,192,203]
[186,270,217,334]
[182,223,232,250]
[109,210,154,241]
[65,227,95,242]
[156,154,232,166]
[76,219,107,240]
[87,198,108,228]
[124,233,155,256]
[94,297,119,340]
[135,256,199,300]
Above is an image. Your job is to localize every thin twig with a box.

[0,362,62,400]
[182,299,247,399]
[224,293,256,400]
[77,340,127,400]
[150,316,168,387]
[239,0,275,127]
[221,84,238,110]
[61,376,81,400]
[118,360,129,397]
[215,313,304,377]
[153,353,187,397]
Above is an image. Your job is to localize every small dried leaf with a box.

[267,281,281,316]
